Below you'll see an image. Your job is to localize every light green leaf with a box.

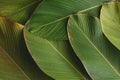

[0,17,53,80]
[100,2,120,50]
[28,0,108,40]
[24,28,92,80]
[0,0,41,24]
[67,14,120,80]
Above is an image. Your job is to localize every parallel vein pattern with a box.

[28,0,107,40]
[67,14,120,80]
[24,28,91,80]
[0,17,53,80]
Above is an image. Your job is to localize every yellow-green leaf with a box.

[100,2,120,50]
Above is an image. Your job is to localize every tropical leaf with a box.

[0,46,29,80]
[24,28,92,80]
[28,0,108,40]
[67,14,120,80]
[0,17,53,80]
[100,2,120,50]
[0,0,41,24]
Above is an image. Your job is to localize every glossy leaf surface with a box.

[67,14,120,80]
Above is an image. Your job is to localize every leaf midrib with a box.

[47,41,87,80]
[73,16,120,77]
[31,4,101,32]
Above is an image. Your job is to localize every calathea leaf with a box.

[67,14,120,80]
[100,2,120,50]
[0,0,41,24]
[28,0,108,40]
[0,17,53,80]
[24,28,92,80]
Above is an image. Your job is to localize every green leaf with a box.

[0,46,30,80]
[28,0,108,40]
[67,14,120,80]
[100,2,120,50]
[24,28,92,80]
[0,17,53,80]
[0,0,41,24]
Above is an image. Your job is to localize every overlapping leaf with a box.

[0,0,119,80]
[24,28,92,80]
[0,17,53,80]
[28,0,108,40]
[101,2,120,50]
[67,14,120,80]
[0,0,41,24]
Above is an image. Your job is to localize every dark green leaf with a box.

[28,0,107,40]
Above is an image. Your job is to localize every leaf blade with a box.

[24,28,91,80]
[67,14,120,80]
[28,0,108,40]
